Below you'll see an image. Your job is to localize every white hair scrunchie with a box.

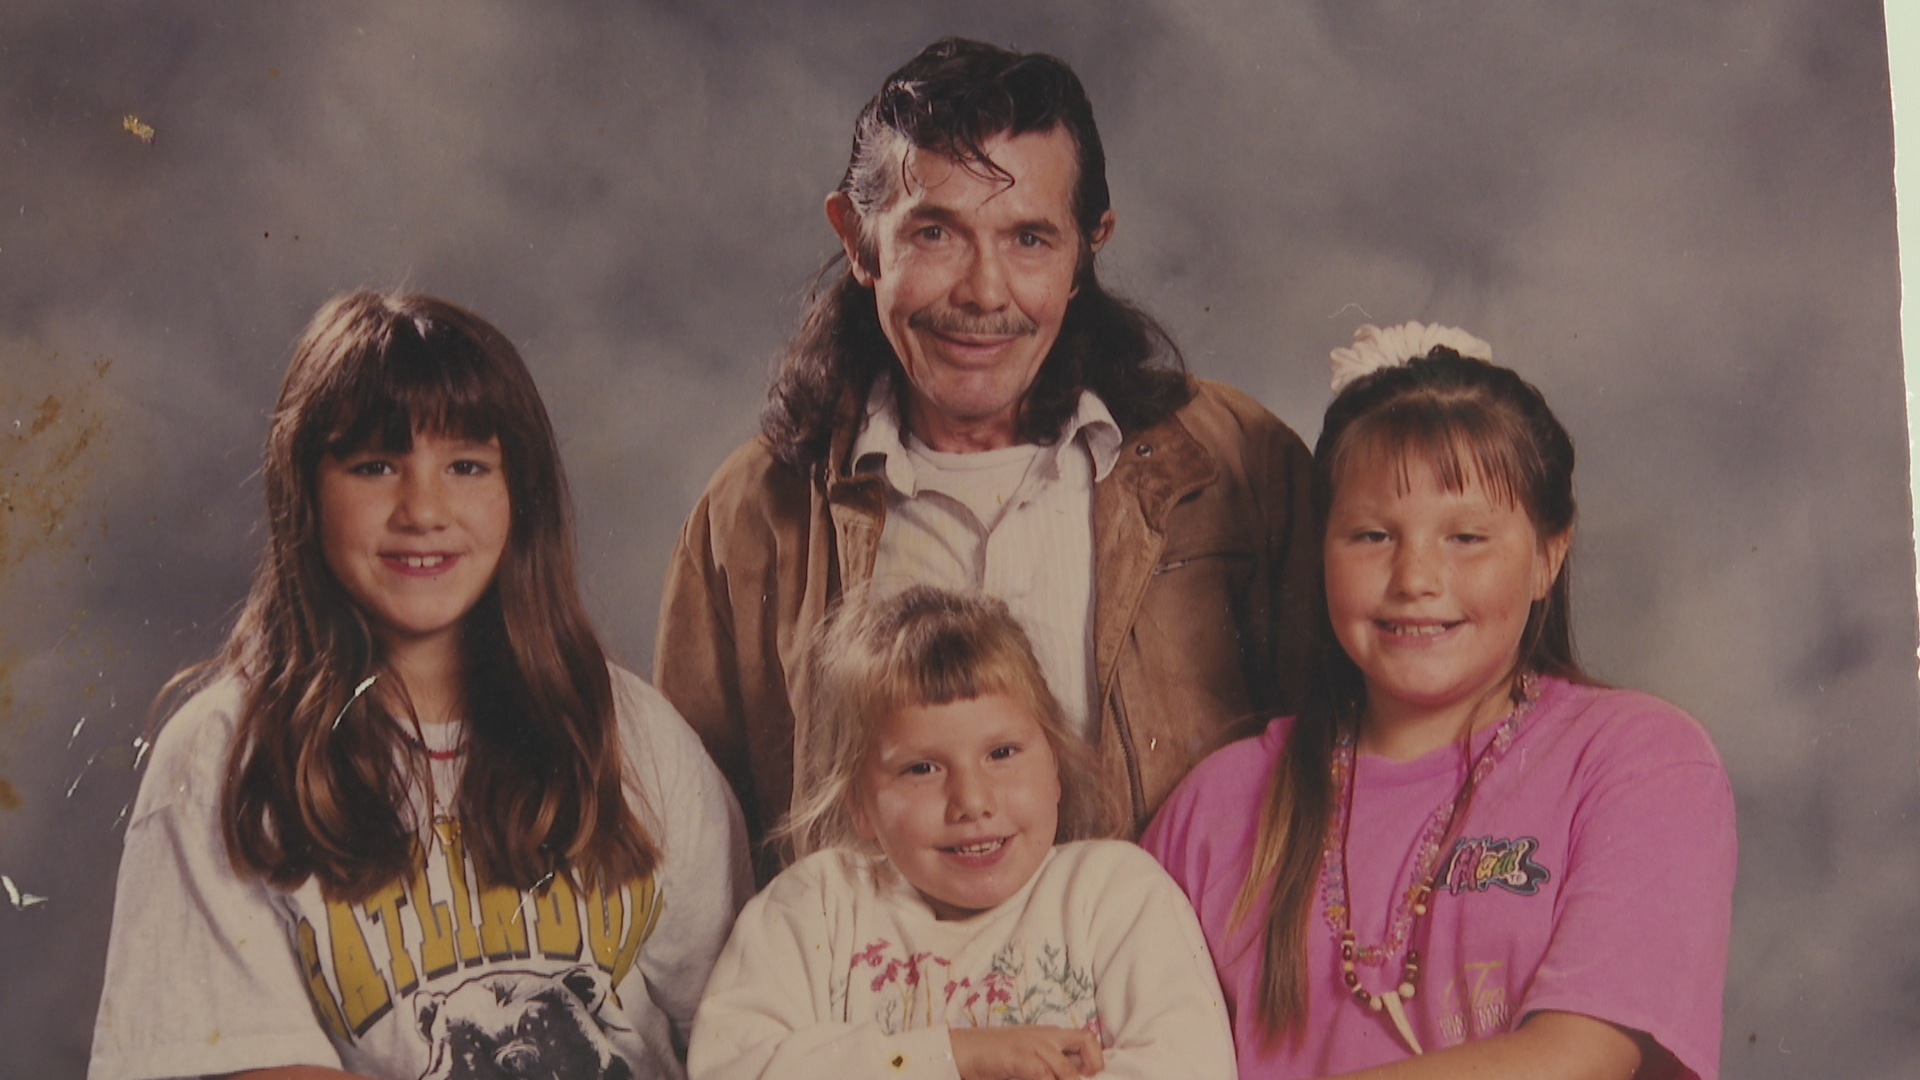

[1328,321,1494,392]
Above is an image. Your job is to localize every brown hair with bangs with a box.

[780,585,1112,862]
[162,290,657,902]
[1236,346,1586,1040]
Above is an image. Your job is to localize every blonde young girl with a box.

[1144,325,1736,1080]
[90,292,750,1080]
[688,586,1236,1080]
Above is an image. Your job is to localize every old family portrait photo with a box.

[1,2,1914,1078]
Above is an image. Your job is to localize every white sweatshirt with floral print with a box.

[688,840,1235,1080]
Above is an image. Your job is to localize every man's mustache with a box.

[907,308,1039,337]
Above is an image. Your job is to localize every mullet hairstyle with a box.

[165,290,658,903]
[762,36,1193,471]
[1236,347,1588,1039]
[781,585,1113,861]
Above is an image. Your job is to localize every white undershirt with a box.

[852,377,1122,739]
[905,437,1039,534]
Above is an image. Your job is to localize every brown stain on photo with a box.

[1,359,110,571]
[29,395,62,437]
[0,351,116,758]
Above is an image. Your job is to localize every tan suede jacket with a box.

[655,378,1319,866]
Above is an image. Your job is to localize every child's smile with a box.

[1324,457,1568,758]
[852,693,1061,919]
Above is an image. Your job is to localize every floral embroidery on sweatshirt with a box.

[844,938,1101,1035]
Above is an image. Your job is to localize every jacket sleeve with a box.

[655,442,821,880]
[687,870,962,1080]
[654,483,758,829]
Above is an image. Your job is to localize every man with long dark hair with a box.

[657,37,1318,873]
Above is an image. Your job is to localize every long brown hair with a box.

[781,585,1116,861]
[1239,347,1586,1039]
[162,290,657,902]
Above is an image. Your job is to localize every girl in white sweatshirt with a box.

[688,585,1236,1080]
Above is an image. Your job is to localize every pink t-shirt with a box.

[1141,677,1735,1080]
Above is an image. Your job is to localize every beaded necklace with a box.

[402,730,468,762]
[1320,673,1538,1055]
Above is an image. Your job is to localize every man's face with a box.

[829,126,1113,452]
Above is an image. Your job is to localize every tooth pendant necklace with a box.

[1321,674,1538,1056]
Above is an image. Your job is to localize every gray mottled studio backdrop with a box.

[1,1,1913,1077]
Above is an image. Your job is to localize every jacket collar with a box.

[822,375,1220,696]
[845,374,1123,495]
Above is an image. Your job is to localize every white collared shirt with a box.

[852,377,1121,739]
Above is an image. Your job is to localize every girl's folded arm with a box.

[687,878,962,1080]
[1078,846,1238,1080]
[695,1016,962,1080]
[216,1060,372,1068]
[1328,1009,1642,1080]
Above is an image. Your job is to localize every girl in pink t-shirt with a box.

[1143,324,1735,1080]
